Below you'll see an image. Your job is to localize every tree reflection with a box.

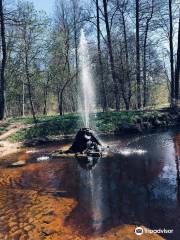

[173,134,180,205]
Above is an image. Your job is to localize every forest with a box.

[0,0,179,122]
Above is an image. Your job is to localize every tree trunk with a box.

[43,73,50,115]
[122,9,131,110]
[73,8,78,83]
[136,0,141,109]
[169,0,175,106]
[103,0,120,111]
[96,0,107,111]
[43,85,48,115]
[0,0,6,120]
[72,0,78,104]
[143,39,147,108]
[59,90,63,116]
[175,15,180,107]
[25,55,36,123]
[143,2,153,107]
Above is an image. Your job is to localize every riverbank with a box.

[0,109,179,140]
[0,108,180,147]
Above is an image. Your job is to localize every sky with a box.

[13,0,53,15]
[31,0,53,14]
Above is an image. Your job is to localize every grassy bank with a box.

[0,122,10,136]
[3,109,179,143]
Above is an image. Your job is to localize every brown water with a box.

[0,129,180,239]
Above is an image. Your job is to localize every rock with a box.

[24,137,51,147]
[115,123,142,134]
[142,116,149,122]
[142,121,152,130]
[9,160,26,168]
[66,128,102,153]
[41,228,56,236]
[158,114,167,121]
[153,119,162,127]
[169,114,178,121]
[36,156,50,162]
[162,120,167,126]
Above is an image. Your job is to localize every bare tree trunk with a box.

[22,81,25,116]
[136,0,141,109]
[119,52,129,110]
[143,34,148,108]
[72,0,78,86]
[96,0,107,111]
[0,0,6,120]
[103,0,120,111]
[122,8,131,110]
[143,1,153,107]
[175,15,180,107]
[43,72,50,115]
[25,55,36,122]
[71,95,76,112]
[59,90,63,116]
[169,0,175,107]
[73,6,78,82]
[58,70,77,116]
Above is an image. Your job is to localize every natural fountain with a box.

[78,29,95,129]
[66,29,102,157]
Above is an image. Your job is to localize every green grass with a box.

[0,127,6,134]
[6,113,80,125]
[6,110,172,142]
[8,114,83,142]
[0,122,10,136]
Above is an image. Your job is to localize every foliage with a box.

[2,0,179,119]
[0,0,178,120]
[7,110,170,142]
[8,114,82,142]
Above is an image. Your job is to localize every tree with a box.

[142,0,154,107]
[168,0,175,106]
[136,0,141,109]
[14,1,48,121]
[103,0,120,110]
[115,0,132,110]
[0,0,7,120]
[0,0,178,116]
[95,0,107,111]
[49,0,77,115]
[175,14,180,107]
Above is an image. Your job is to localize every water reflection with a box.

[0,129,180,239]
[76,155,100,170]
[66,129,180,239]
[173,134,180,206]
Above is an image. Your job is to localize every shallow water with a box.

[0,128,180,239]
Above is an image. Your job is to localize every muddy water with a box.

[0,129,180,240]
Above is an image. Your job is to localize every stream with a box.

[0,128,180,239]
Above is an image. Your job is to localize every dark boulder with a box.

[66,128,102,153]
[141,121,152,130]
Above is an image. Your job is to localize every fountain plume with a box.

[78,29,96,128]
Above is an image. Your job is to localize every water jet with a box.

[66,30,102,157]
